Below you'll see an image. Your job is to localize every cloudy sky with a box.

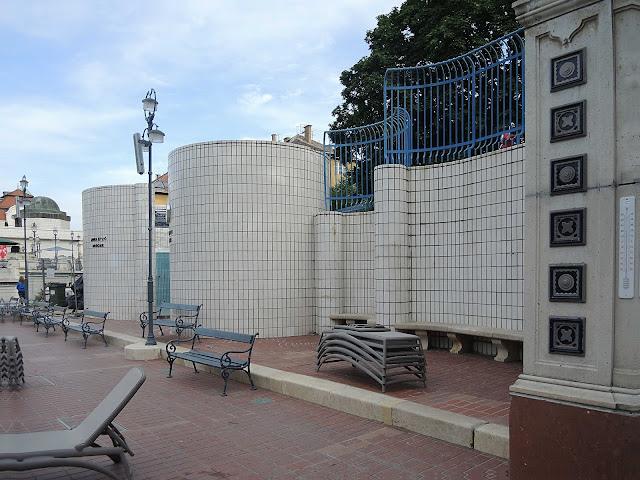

[0,0,402,229]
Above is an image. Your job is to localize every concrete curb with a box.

[73,328,510,458]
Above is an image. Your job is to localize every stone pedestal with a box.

[510,0,640,477]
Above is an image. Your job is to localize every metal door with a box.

[156,252,170,304]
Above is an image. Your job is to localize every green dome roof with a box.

[30,196,61,213]
[26,196,70,221]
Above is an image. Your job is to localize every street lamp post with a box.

[37,236,44,301]
[137,89,165,346]
[53,227,58,270]
[31,223,39,299]
[31,223,37,254]
[71,232,78,312]
[19,176,30,306]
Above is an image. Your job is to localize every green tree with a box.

[330,0,520,133]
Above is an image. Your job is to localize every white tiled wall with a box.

[314,211,375,331]
[82,184,150,321]
[409,147,525,331]
[168,141,324,337]
[314,146,525,333]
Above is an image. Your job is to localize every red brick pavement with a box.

[0,319,511,479]
[109,318,521,426]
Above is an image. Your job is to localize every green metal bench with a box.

[62,310,109,348]
[140,302,202,338]
[35,306,68,338]
[166,327,258,396]
[20,301,51,326]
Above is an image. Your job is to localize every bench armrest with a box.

[220,345,254,367]
[81,320,106,331]
[166,336,196,355]
[175,314,199,328]
[139,310,159,324]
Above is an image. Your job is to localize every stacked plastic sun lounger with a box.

[316,324,426,392]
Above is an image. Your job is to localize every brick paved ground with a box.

[110,318,522,426]
[1,319,511,479]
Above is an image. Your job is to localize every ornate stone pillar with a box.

[510,0,640,477]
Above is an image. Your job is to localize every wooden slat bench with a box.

[394,322,523,362]
[166,327,258,396]
[35,306,68,338]
[62,310,109,348]
[140,302,202,338]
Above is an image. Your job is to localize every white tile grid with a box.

[408,147,525,331]
[168,141,323,337]
[83,185,148,319]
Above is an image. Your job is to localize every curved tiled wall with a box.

[168,141,324,337]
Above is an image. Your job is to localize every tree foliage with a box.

[330,0,520,132]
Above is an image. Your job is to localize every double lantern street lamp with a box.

[133,89,165,345]
[18,176,30,306]
[32,223,45,300]
[53,227,59,270]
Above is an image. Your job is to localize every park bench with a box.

[35,306,68,338]
[20,301,51,326]
[140,302,202,338]
[0,298,21,323]
[62,310,109,349]
[394,322,523,363]
[166,327,258,396]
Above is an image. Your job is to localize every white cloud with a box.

[0,0,403,229]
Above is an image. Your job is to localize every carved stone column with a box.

[510,0,640,477]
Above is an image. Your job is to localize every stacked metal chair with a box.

[0,336,24,390]
[316,324,426,392]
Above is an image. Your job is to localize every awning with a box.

[0,237,19,245]
[43,246,72,251]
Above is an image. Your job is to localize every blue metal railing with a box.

[384,29,524,165]
[324,28,524,209]
[324,107,411,212]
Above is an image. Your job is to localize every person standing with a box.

[17,276,26,299]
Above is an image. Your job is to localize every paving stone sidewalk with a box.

[1,320,510,479]
[110,318,522,426]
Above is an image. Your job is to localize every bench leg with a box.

[167,357,175,378]
[192,362,199,374]
[100,333,108,347]
[415,331,430,351]
[221,369,231,396]
[447,333,473,354]
[82,333,89,349]
[492,338,520,362]
[63,328,68,341]
[245,367,257,391]
[140,323,146,338]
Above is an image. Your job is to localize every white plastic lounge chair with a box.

[0,367,146,480]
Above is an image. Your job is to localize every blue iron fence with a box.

[324,29,524,210]
[323,107,411,212]
[384,29,525,165]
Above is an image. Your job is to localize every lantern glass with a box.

[148,129,165,143]
[142,97,157,113]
